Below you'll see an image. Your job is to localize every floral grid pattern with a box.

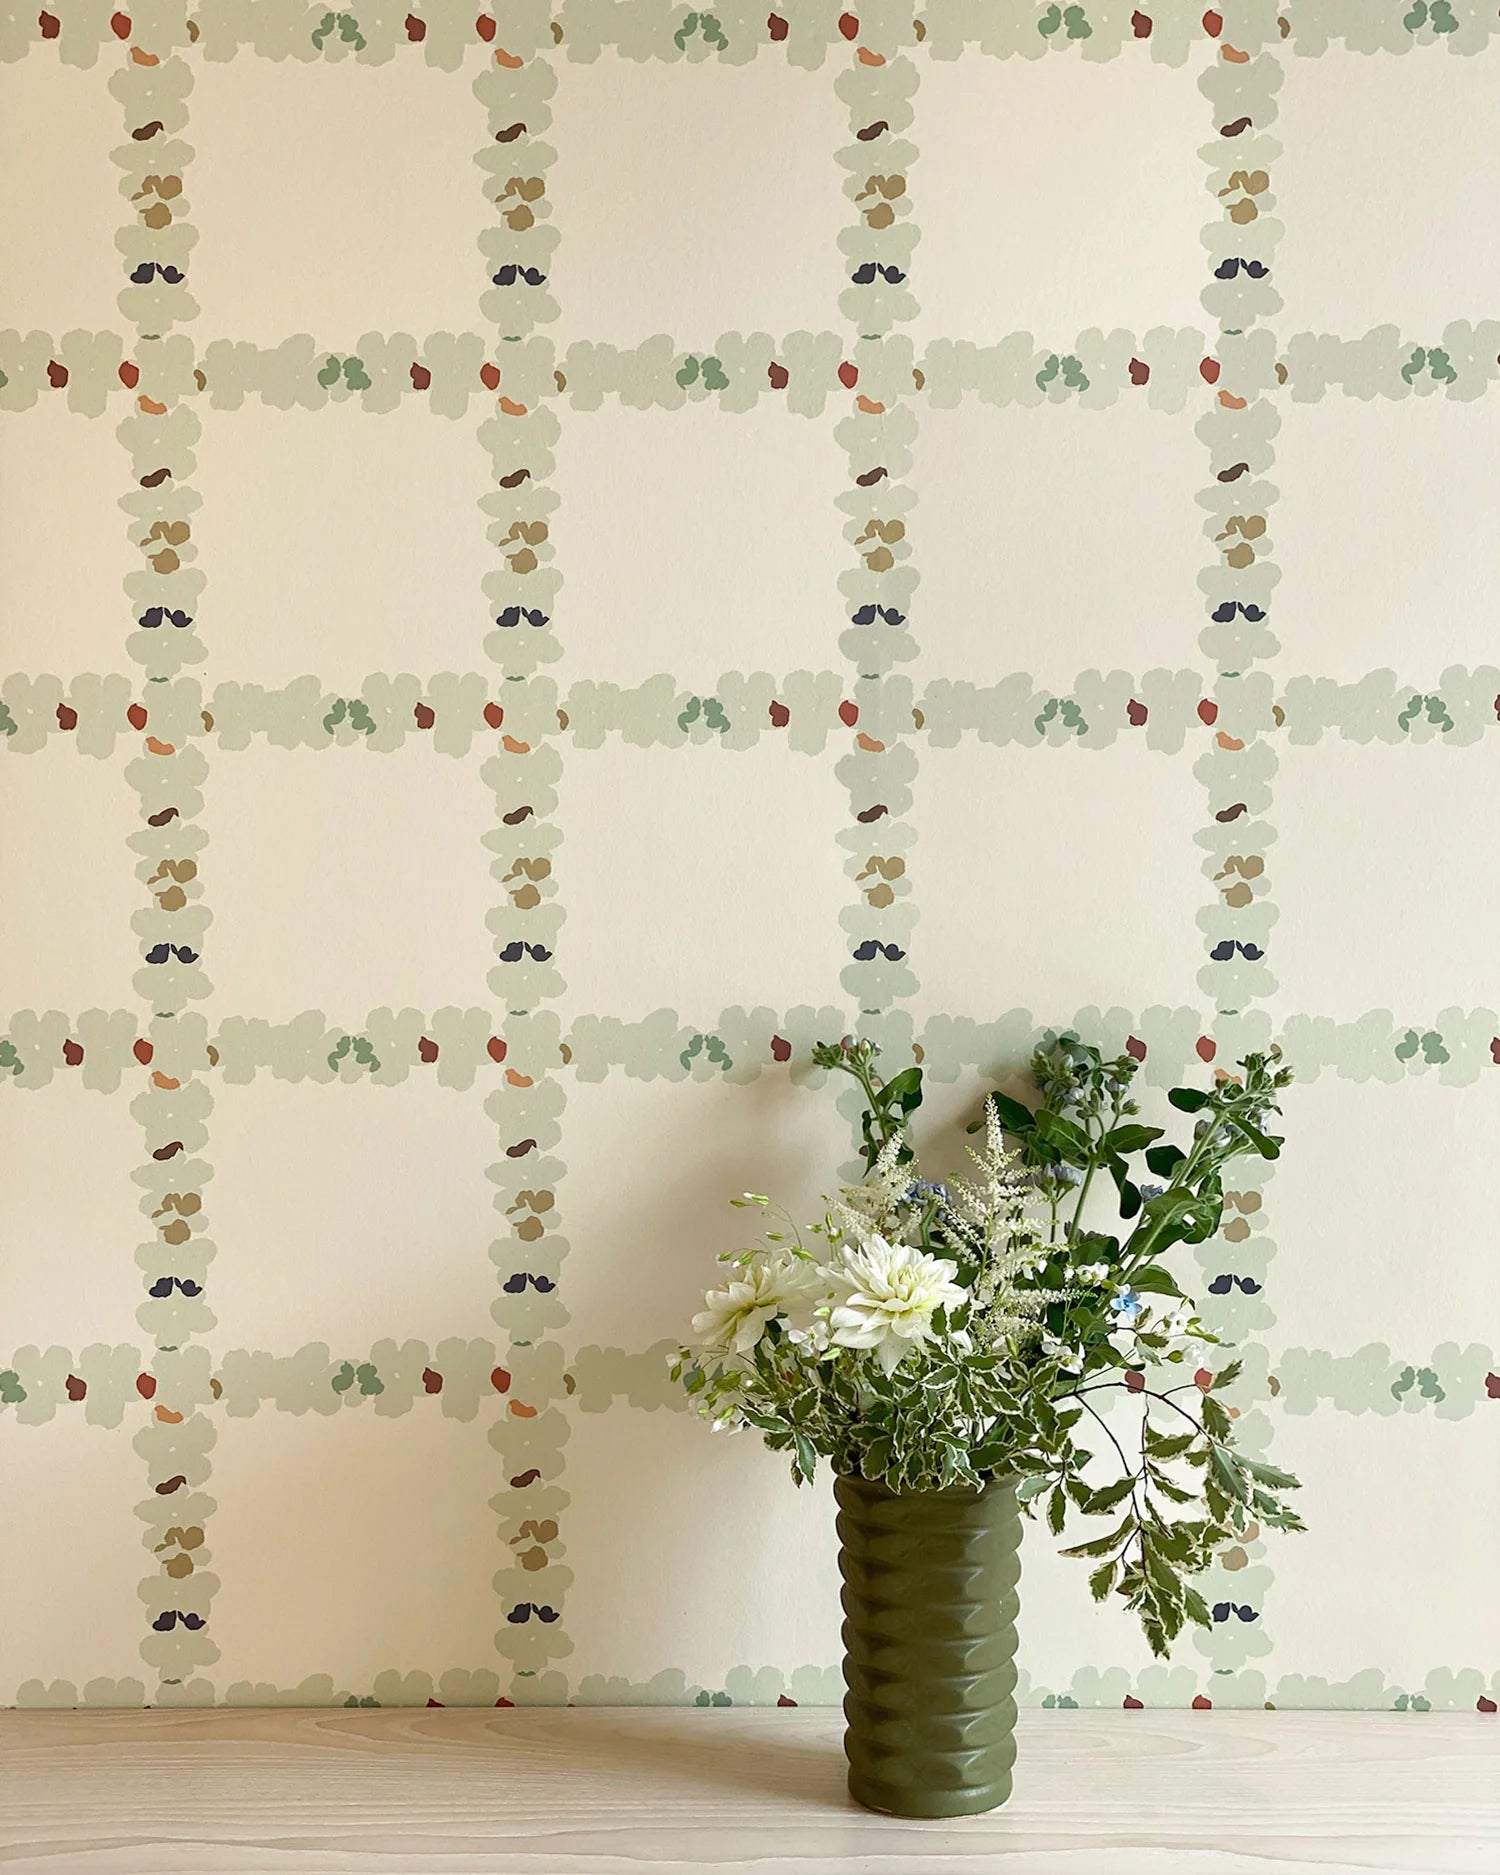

[2,0,1498,1714]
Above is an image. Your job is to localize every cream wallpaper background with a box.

[2,1,1498,1715]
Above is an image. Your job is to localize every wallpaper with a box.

[2,0,1498,1717]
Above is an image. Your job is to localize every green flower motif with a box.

[312,11,366,53]
[1396,693,1452,734]
[674,354,700,388]
[679,1032,733,1073]
[328,1033,382,1075]
[1036,353,1089,395]
[700,355,729,391]
[0,1371,26,1405]
[0,1039,23,1078]
[0,700,15,736]
[1035,696,1089,738]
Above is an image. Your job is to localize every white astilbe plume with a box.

[937,1103,1064,1346]
[829,1131,912,1245]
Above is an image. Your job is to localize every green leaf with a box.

[1034,1108,1092,1161]
[1088,1560,1117,1602]
[1128,1264,1186,1299]
[1167,1087,1209,1112]
[1144,1430,1197,1460]
[1016,1473,1052,1502]
[1243,1455,1301,1490]
[1228,1116,1282,1159]
[1144,1143,1187,1178]
[1211,1359,1243,1389]
[881,1066,924,1113]
[1105,1124,1163,1155]
[1210,1446,1250,1503]
[1047,1486,1068,1535]
[1081,1476,1137,1515]
[1060,1516,1133,1560]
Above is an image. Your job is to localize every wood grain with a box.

[0,1706,1495,1873]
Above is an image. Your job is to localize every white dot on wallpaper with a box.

[0,399,138,680]
[912,53,1205,343]
[208,1411,502,1696]
[1276,51,1500,334]
[1272,396,1500,682]
[0,1084,144,1351]
[203,746,496,1021]
[0,1417,144,1697]
[187,59,492,344]
[547,54,845,345]
[561,1406,842,1692]
[555,743,847,1024]
[1266,1077,1500,1361]
[912,741,1206,1025]
[911,401,1203,681]
[1264,1411,1500,1688]
[549,402,846,687]
[210,1079,504,1351]
[561,1075,857,1356]
[0,744,140,1016]
[193,403,495,693]
[0,54,120,336]
[1272,741,1500,1020]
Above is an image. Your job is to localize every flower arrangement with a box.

[676,1032,1303,1656]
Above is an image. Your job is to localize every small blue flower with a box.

[904,1179,951,1202]
[1138,1182,1166,1201]
[1108,1286,1144,1328]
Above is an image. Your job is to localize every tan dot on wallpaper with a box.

[0,53,121,336]
[1276,50,1500,335]
[549,401,847,687]
[913,51,1206,344]
[187,59,493,344]
[547,54,846,345]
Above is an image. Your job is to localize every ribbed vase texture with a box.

[834,1472,1022,1818]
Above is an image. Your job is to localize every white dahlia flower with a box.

[827,1234,967,1374]
[691,1252,827,1355]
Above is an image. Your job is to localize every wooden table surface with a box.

[0,1706,1495,1874]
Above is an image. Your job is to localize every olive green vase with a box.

[834,1472,1022,1818]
